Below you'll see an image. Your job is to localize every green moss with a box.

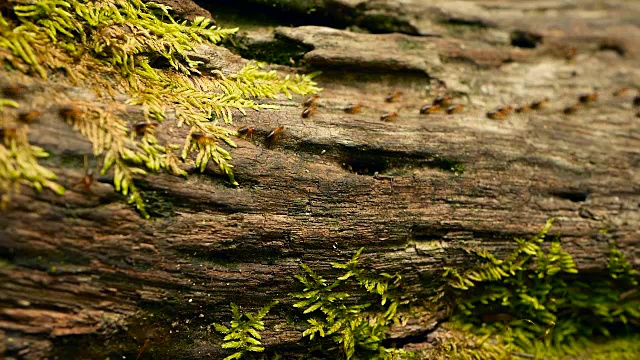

[0,0,321,217]
[578,335,640,360]
[215,301,278,360]
[430,157,464,175]
[133,186,177,218]
[433,219,640,359]
[291,248,414,360]
[449,163,465,175]
[0,99,65,206]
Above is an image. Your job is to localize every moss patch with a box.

[432,219,640,359]
[290,248,414,359]
[0,0,320,217]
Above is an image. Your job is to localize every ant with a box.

[1,84,26,98]
[191,132,216,146]
[0,125,17,140]
[578,92,598,104]
[266,125,285,142]
[303,95,319,107]
[302,106,317,118]
[530,98,549,110]
[487,105,513,119]
[563,103,580,115]
[419,104,440,114]
[433,95,453,107]
[133,121,159,136]
[380,112,398,121]
[74,154,101,191]
[515,104,531,113]
[486,110,506,120]
[564,47,577,60]
[191,132,206,141]
[428,78,448,95]
[385,91,403,103]
[59,106,84,121]
[18,111,41,124]
[613,88,629,97]
[343,104,361,114]
[237,126,255,139]
[446,104,464,114]
[496,105,513,115]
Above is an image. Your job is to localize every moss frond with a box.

[0,98,19,108]
[215,301,278,360]
[181,126,238,185]
[220,63,321,99]
[0,108,65,206]
[61,103,152,217]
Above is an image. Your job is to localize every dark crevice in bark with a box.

[197,0,354,30]
[197,0,423,36]
[292,141,465,175]
[549,190,589,203]
[510,30,544,49]
[223,32,315,67]
[170,241,303,265]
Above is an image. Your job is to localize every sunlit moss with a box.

[0,105,65,207]
[0,0,320,216]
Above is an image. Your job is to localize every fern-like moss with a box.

[1,100,64,206]
[435,219,640,359]
[0,0,321,216]
[292,248,414,360]
[215,301,278,360]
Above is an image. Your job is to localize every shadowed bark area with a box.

[1,0,639,359]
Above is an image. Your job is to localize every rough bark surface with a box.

[1,0,640,359]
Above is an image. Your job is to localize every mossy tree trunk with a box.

[1,0,639,359]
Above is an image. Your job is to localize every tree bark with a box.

[1,0,639,359]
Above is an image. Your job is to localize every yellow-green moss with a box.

[0,0,320,216]
[1,100,65,207]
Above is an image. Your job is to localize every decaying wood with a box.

[1,0,639,358]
